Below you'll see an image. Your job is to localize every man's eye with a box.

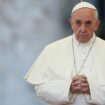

[85,21,92,26]
[75,21,81,25]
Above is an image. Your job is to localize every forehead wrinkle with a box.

[72,17,94,22]
[71,8,98,21]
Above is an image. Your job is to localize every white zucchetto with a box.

[72,2,97,13]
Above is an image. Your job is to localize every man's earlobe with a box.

[69,18,73,26]
[69,18,71,24]
[95,20,100,31]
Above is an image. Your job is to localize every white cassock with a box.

[25,33,105,105]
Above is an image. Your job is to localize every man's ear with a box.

[95,19,100,31]
[69,18,73,29]
[69,18,72,25]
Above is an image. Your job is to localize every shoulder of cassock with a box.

[24,35,72,85]
[94,37,105,83]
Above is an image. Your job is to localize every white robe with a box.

[25,34,105,105]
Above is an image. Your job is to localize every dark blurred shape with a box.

[96,0,105,40]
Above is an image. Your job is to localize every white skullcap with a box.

[72,2,97,13]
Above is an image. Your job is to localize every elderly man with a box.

[25,2,105,105]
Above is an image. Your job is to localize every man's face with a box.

[70,8,100,43]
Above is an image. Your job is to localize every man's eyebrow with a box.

[73,19,81,23]
[75,19,81,21]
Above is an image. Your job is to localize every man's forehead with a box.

[74,19,92,22]
[72,13,95,22]
[72,8,96,21]
[72,2,96,13]
[72,16,94,22]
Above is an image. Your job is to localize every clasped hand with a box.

[70,75,90,94]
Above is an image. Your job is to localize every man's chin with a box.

[78,39,89,43]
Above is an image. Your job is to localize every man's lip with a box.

[79,34,88,36]
[79,35,88,36]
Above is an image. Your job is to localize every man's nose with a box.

[80,25,87,32]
